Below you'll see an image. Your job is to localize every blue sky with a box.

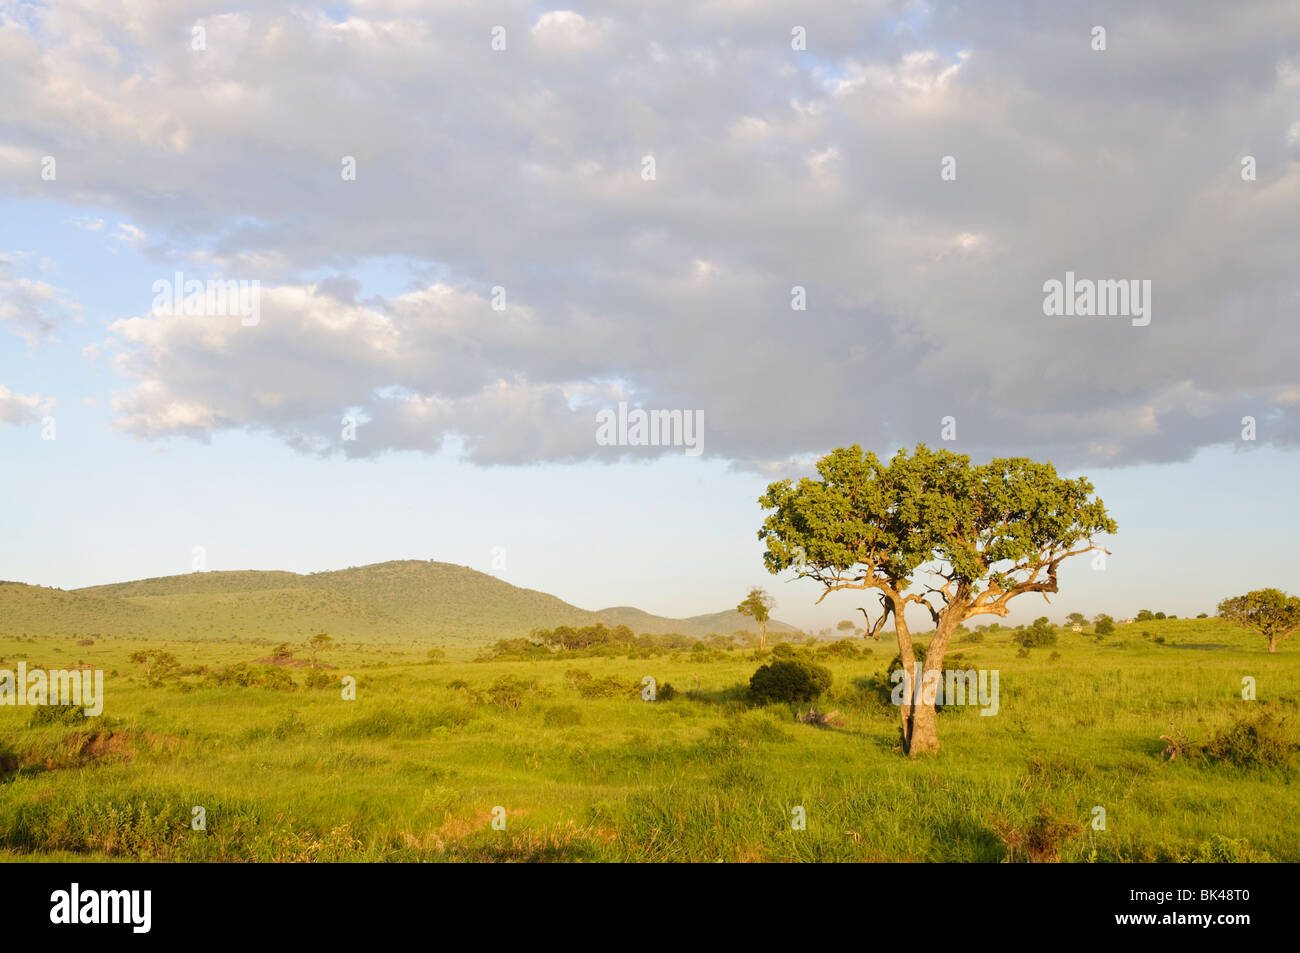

[2,1,1298,632]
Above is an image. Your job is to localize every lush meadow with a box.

[0,618,1295,862]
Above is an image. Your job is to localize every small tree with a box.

[128,649,179,687]
[1218,589,1300,654]
[837,619,857,632]
[1066,612,1086,626]
[306,632,334,667]
[737,587,776,650]
[1094,614,1115,636]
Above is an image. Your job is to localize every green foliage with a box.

[543,704,582,727]
[749,658,832,705]
[1199,710,1296,769]
[486,676,539,712]
[564,669,632,699]
[1218,588,1300,650]
[304,666,333,690]
[204,664,297,691]
[737,588,774,625]
[758,443,1115,592]
[1016,619,1058,647]
[29,703,87,727]
[1094,615,1116,635]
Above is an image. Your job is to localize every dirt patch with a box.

[31,730,139,772]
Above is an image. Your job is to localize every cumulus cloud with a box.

[4,0,1298,466]
[0,383,54,424]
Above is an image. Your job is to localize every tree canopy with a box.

[1218,589,1300,653]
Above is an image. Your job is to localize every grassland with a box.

[0,617,1295,863]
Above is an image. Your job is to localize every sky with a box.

[1,0,1297,632]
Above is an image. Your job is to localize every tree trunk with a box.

[893,610,917,754]
[1268,636,1276,653]
[759,620,767,651]
[904,610,963,757]
[908,697,940,755]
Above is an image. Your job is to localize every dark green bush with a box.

[29,704,87,727]
[1200,710,1296,768]
[1016,620,1058,647]
[749,658,832,705]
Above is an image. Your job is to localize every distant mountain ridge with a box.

[0,560,801,644]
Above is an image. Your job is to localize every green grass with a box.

[0,618,1295,862]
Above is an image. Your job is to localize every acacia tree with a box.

[737,587,776,649]
[758,444,1115,755]
[1217,589,1300,653]
[307,632,334,667]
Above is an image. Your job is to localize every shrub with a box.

[543,705,582,727]
[1016,647,1031,658]
[1199,709,1296,769]
[1094,615,1115,635]
[749,658,832,705]
[656,682,677,701]
[565,668,632,699]
[304,667,333,690]
[1016,619,1058,647]
[815,639,862,659]
[486,676,536,712]
[29,704,87,727]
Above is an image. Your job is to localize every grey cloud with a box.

[5,1,1296,466]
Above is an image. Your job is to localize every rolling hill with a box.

[0,560,802,644]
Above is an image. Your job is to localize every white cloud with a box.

[1,0,1297,466]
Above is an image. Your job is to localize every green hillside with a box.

[0,561,801,644]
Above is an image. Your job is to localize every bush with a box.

[1094,615,1116,635]
[29,704,87,727]
[815,639,862,659]
[1016,620,1058,647]
[749,658,832,705]
[565,669,632,698]
[1200,710,1296,769]
[304,667,333,690]
[543,704,583,727]
[657,682,677,701]
[486,676,537,712]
